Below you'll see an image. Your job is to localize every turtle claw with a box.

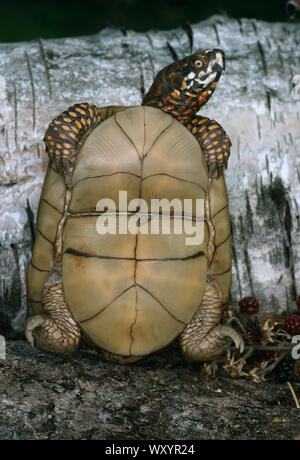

[25,315,46,347]
[219,325,244,354]
[209,162,224,179]
[217,165,224,178]
[209,162,217,177]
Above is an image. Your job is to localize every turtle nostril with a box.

[213,63,224,73]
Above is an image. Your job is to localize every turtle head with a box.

[142,49,225,122]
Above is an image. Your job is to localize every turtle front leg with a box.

[185,116,231,176]
[26,283,81,355]
[180,281,244,362]
[44,103,125,185]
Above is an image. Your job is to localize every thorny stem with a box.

[256,351,287,378]
[229,345,294,352]
[226,346,255,366]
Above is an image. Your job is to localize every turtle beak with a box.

[204,49,225,73]
[212,49,225,72]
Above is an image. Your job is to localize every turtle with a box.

[26,48,244,363]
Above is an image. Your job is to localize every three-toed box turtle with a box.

[26,49,243,363]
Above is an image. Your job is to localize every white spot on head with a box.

[187,72,196,79]
[215,52,224,67]
[206,54,224,74]
[195,71,217,88]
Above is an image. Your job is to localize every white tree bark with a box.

[0,15,299,337]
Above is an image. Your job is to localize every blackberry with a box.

[276,356,294,382]
[239,296,259,316]
[284,314,300,335]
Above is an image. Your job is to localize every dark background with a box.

[0,0,299,42]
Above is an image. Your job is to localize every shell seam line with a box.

[141,172,206,192]
[64,247,205,262]
[79,284,135,324]
[30,261,50,273]
[38,229,55,245]
[142,118,174,159]
[42,198,63,215]
[72,171,142,188]
[210,267,232,277]
[79,282,186,327]
[211,204,229,219]
[136,283,187,326]
[114,117,142,160]
[215,234,230,249]
[130,114,145,353]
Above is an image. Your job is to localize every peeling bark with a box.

[0,340,299,440]
[0,15,299,337]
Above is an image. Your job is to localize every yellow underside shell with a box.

[27,106,231,357]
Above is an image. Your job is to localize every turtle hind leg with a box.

[180,281,244,362]
[26,283,81,355]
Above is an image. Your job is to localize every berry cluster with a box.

[276,355,294,382]
[230,295,300,383]
[239,297,259,316]
[284,314,300,335]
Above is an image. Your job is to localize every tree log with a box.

[0,15,299,337]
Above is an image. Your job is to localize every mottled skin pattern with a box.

[26,49,244,362]
[44,103,125,186]
[26,283,81,355]
[142,49,231,176]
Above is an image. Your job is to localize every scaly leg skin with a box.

[44,103,126,185]
[26,283,81,355]
[180,281,244,362]
[185,116,231,177]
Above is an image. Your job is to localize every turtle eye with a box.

[194,59,203,68]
